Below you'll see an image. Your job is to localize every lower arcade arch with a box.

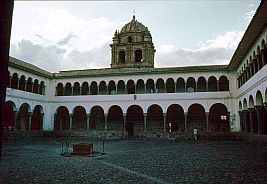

[72,106,87,130]
[147,104,164,132]
[90,106,104,130]
[107,105,123,131]
[208,103,229,131]
[126,105,144,136]
[31,105,43,130]
[17,103,31,130]
[167,104,185,132]
[187,104,206,132]
[54,106,70,131]
[3,101,16,130]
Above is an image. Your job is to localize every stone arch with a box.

[90,106,104,130]
[146,79,155,93]
[64,82,72,96]
[10,73,18,89]
[3,101,16,130]
[261,39,265,49]
[108,105,123,131]
[31,105,43,130]
[90,81,98,95]
[55,106,70,131]
[136,79,145,94]
[108,80,116,95]
[72,106,87,130]
[256,90,263,106]
[239,101,242,110]
[17,103,31,130]
[135,49,142,62]
[197,77,206,92]
[39,81,45,95]
[57,83,64,96]
[209,103,229,132]
[176,77,185,93]
[187,104,206,132]
[186,77,196,92]
[208,76,217,92]
[243,98,248,110]
[147,104,164,132]
[73,82,80,96]
[166,78,175,93]
[81,82,89,95]
[18,75,26,91]
[26,77,33,92]
[248,95,254,108]
[99,81,107,95]
[167,104,185,132]
[119,50,126,63]
[117,80,125,94]
[156,78,165,93]
[219,76,229,91]
[127,80,135,94]
[126,105,144,136]
[33,79,39,94]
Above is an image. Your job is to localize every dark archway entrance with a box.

[147,104,164,132]
[126,105,144,136]
[209,103,229,131]
[187,104,206,132]
[167,104,185,132]
[54,106,70,131]
[107,105,123,131]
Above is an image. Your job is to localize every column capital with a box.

[143,113,147,117]
[69,113,73,117]
[86,113,90,118]
[263,102,267,110]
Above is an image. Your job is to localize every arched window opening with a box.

[64,82,72,96]
[19,75,26,91]
[186,77,196,93]
[108,81,116,95]
[176,78,185,93]
[90,81,98,95]
[11,73,18,89]
[135,49,142,62]
[219,76,229,91]
[73,82,80,96]
[81,82,89,95]
[119,51,125,63]
[127,80,135,94]
[39,81,45,95]
[146,79,155,93]
[128,36,132,43]
[197,77,206,92]
[33,79,39,94]
[26,77,33,92]
[166,78,175,93]
[208,76,218,92]
[136,79,145,94]
[117,80,125,94]
[99,81,107,95]
[57,83,64,96]
[156,78,165,93]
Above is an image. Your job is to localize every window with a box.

[119,51,125,63]
[135,49,142,62]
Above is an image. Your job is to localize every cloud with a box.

[57,32,77,46]
[155,31,244,67]
[10,39,110,72]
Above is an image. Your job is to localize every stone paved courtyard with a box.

[1,138,267,184]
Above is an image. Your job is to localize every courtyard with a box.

[1,138,267,184]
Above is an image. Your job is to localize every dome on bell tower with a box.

[110,15,156,69]
[120,15,147,33]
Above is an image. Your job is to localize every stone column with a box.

[184,112,188,132]
[205,112,209,132]
[217,80,219,91]
[195,81,198,92]
[86,113,90,130]
[248,108,254,133]
[13,111,18,130]
[184,83,187,92]
[163,113,167,132]
[242,110,248,133]
[144,113,147,132]
[69,114,73,131]
[255,106,263,134]
[123,113,126,131]
[104,114,108,131]
[238,111,243,132]
[28,112,32,130]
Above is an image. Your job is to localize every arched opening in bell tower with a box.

[135,49,142,62]
[119,51,125,63]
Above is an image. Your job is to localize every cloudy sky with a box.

[10,1,260,72]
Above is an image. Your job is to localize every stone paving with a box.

[1,138,267,184]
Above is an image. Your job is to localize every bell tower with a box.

[110,16,156,69]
